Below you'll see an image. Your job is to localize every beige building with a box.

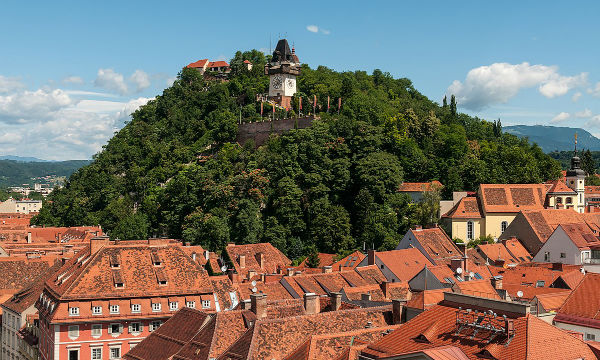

[442,152,587,242]
[0,199,42,214]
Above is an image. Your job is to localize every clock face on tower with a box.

[272,75,283,89]
[287,78,294,89]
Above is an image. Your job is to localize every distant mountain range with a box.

[0,159,91,187]
[504,125,600,152]
[0,155,52,162]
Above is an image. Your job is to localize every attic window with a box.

[155,268,168,286]
[112,270,124,288]
[110,254,121,269]
[151,251,162,266]
[536,280,545,287]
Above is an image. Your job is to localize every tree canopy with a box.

[32,50,562,260]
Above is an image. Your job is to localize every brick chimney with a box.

[204,250,210,261]
[392,299,404,325]
[287,268,294,277]
[239,255,246,269]
[250,293,266,319]
[241,299,251,310]
[330,292,342,311]
[255,252,264,269]
[495,258,505,267]
[26,232,31,244]
[90,236,110,254]
[304,293,320,314]
[248,270,257,280]
[227,269,240,284]
[380,282,391,299]
[368,250,376,266]
[491,276,503,290]
[450,258,463,273]
[552,262,564,271]
[322,265,332,273]
[361,293,372,301]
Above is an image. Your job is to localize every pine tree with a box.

[306,248,321,268]
[493,118,502,137]
[442,95,447,108]
[450,95,457,118]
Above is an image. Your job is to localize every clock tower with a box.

[265,39,300,109]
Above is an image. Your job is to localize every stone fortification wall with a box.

[236,116,316,147]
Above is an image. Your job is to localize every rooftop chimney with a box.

[90,236,110,254]
[248,270,257,280]
[322,265,332,273]
[380,282,391,299]
[450,258,463,273]
[392,299,405,325]
[255,252,264,269]
[26,232,31,244]
[239,255,246,269]
[491,276,503,290]
[304,293,320,315]
[227,269,240,284]
[330,292,342,311]
[413,225,422,231]
[287,268,294,277]
[240,299,251,310]
[495,258,505,268]
[368,250,375,266]
[204,250,210,261]
[250,293,266,319]
[552,262,564,271]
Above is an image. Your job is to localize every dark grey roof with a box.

[272,39,293,63]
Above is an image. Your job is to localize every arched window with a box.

[501,221,508,233]
[467,221,474,240]
[566,197,572,204]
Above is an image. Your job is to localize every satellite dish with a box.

[251,280,257,287]
[469,272,475,278]
[456,267,463,274]
[221,265,228,272]
[516,291,523,298]
[251,287,257,293]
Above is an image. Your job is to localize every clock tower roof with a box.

[272,39,294,63]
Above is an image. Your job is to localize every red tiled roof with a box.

[406,289,449,310]
[477,243,520,264]
[534,290,571,312]
[442,196,482,219]
[362,301,596,360]
[479,184,548,213]
[374,249,434,282]
[503,238,533,261]
[556,273,600,328]
[2,261,62,314]
[186,59,208,68]
[410,227,460,263]
[519,209,599,247]
[226,243,291,280]
[297,253,337,269]
[355,265,387,284]
[398,181,443,192]
[331,250,366,271]
[454,280,500,300]
[557,223,600,249]
[238,279,294,301]
[208,60,229,68]
[547,180,577,194]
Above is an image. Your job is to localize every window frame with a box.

[91,324,102,338]
[91,347,102,360]
[467,220,474,240]
[110,304,120,314]
[169,301,178,311]
[69,307,79,316]
[92,306,102,315]
[131,304,141,313]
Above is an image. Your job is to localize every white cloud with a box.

[447,62,588,110]
[62,76,84,85]
[64,90,118,98]
[551,112,570,123]
[94,68,128,95]
[572,91,582,102]
[538,72,587,98]
[306,25,319,33]
[575,108,593,118]
[585,115,600,129]
[0,76,24,93]
[588,82,600,97]
[129,70,151,93]
[0,132,23,144]
[0,89,74,124]
[321,29,331,35]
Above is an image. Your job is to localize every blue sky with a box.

[1,0,599,159]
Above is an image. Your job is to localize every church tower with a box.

[265,39,300,109]
[566,133,586,213]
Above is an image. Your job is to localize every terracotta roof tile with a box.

[453,280,500,300]
[186,59,208,68]
[556,273,600,327]
[362,301,596,360]
[410,227,461,263]
[331,251,366,271]
[226,243,291,280]
[398,181,443,192]
[442,196,482,219]
[374,249,434,282]
[406,289,450,310]
[479,184,548,213]
[533,290,571,312]
[547,180,577,194]
[355,265,387,284]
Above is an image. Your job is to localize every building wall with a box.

[451,218,482,242]
[15,201,42,214]
[499,214,542,255]
[2,308,21,360]
[356,257,400,283]
[0,200,16,213]
[40,318,165,360]
[483,213,517,239]
[236,116,315,147]
[554,321,600,342]
[532,227,582,265]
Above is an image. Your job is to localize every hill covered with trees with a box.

[32,50,561,259]
[0,159,90,188]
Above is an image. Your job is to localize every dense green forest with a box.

[0,160,90,187]
[32,50,561,259]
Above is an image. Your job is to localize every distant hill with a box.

[0,160,91,187]
[0,155,51,162]
[504,125,600,152]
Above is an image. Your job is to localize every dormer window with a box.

[202,300,210,309]
[131,304,141,313]
[169,301,178,311]
[151,251,162,266]
[113,270,124,289]
[186,301,196,309]
[155,268,168,286]
[92,306,102,315]
[69,307,79,316]
[110,254,121,269]
[110,305,120,314]
[152,303,161,312]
